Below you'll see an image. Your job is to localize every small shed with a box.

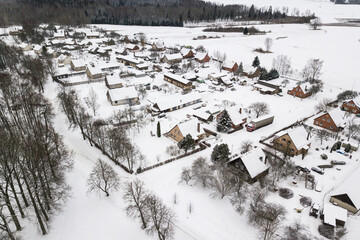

[86,66,103,79]
[323,203,347,227]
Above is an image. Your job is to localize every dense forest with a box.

[331,0,360,4]
[0,0,314,27]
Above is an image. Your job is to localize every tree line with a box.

[0,0,313,27]
[0,41,72,238]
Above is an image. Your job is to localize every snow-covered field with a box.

[5,5,360,240]
[205,0,360,23]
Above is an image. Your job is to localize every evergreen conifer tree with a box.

[216,110,232,133]
[157,121,161,138]
[252,56,260,68]
[243,27,249,35]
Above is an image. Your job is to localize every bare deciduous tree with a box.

[210,163,234,199]
[123,179,149,229]
[87,159,120,197]
[84,87,99,116]
[316,129,330,145]
[249,102,270,118]
[213,50,226,71]
[302,58,324,83]
[240,140,253,154]
[264,38,273,52]
[145,194,176,240]
[346,120,360,141]
[314,98,332,112]
[248,202,286,240]
[282,220,311,240]
[272,55,292,75]
[191,157,213,188]
[180,167,192,185]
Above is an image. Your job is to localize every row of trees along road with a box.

[0,44,72,239]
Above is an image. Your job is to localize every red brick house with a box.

[287,83,311,98]
[222,61,239,72]
[340,99,360,114]
[195,52,210,63]
[313,109,346,132]
[180,48,195,58]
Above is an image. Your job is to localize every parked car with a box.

[311,167,324,175]
[309,204,320,218]
[331,160,346,165]
[158,113,166,118]
[297,166,310,174]
[320,154,328,160]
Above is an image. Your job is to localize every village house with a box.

[86,66,103,79]
[180,48,195,58]
[115,47,128,56]
[126,43,140,52]
[313,108,346,132]
[287,82,312,98]
[167,118,207,143]
[228,147,269,184]
[340,98,360,114]
[330,166,360,214]
[70,60,86,71]
[218,75,234,88]
[151,42,165,51]
[105,74,123,89]
[208,72,227,81]
[253,80,282,95]
[194,52,211,63]
[19,43,33,51]
[322,203,347,227]
[222,61,239,72]
[216,106,247,132]
[164,73,193,90]
[106,86,139,106]
[86,32,100,39]
[116,55,143,67]
[161,53,183,64]
[53,31,65,40]
[272,126,311,157]
[193,111,214,123]
[33,45,43,55]
[150,92,202,114]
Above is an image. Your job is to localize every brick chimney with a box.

[197,122,200,132]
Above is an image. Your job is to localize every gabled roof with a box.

[194,52,208,60]
[275,126,311,150]
[106,74,122,85]
[327,108,346,127]
[71,59,86,68]
[224,106,246,126]
[323,203,347,227]
[174,118,204,138]
[108,86,138,101]
[150,92,202,112]
[343,97,360,107]
[230,148,269,179]
[164,73,191,85]
[331,166,360,209]
[126,43,138,50]
[164,53,182,61]
[180,48,194,56]
[87,66,102,75]
[223,61,237,69]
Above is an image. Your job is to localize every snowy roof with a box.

[208,72,227,79]
[275,126,311,150]
[136,63,148,69]
[174,118,204,138]
[19,43,31,49]
[230,148,269,179]
[331,166,360,209]
[323,203,347,227]
[33,45,42,51]
[71,60,86,68]
[164,53,182,61]
[328,108,346,127]
[180,48,193,56]
[223,61,237,69]
[117,55,143,65]
[195,52,208,60]
[151,92,202,112]
[153,41,164,48]
[164,73,191,85]
[53,31,65,38]
[225,106,246,125]
[253,83,277,92]
[106,74,122,85]
[134,51,151,58]
[127,43,138,50]
[343,97,360,107]
[87,66,103,75]
[193,111,212,121]
[108,86,138,101]
[87,32,100,37]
